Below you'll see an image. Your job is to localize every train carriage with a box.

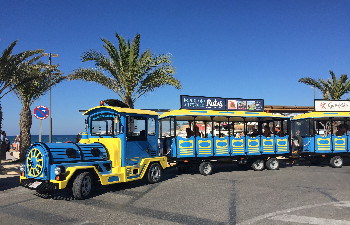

[159,109,291,175]
[292,111,350,167]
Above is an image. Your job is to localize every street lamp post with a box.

[42,53,58,143]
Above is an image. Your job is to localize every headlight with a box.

[54,166,65,175]
[20,164,25,172]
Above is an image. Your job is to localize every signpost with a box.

[34,106,49,142]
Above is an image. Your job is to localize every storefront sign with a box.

[315,100,350,112]
[181,96,225,110]
[181,95,264,111]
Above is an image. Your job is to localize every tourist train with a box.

[20,96,350,199]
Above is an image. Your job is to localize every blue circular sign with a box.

[34,106,49,120]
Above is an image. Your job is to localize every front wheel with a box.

[330,156,343,168]
[199,162,212,176]
[72,172,93,200]
[266,158,279,170]
[147,163,162,184]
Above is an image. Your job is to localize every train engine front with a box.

[20,141,110,199]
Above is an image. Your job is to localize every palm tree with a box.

[12,60,64,160]
[69,33,181,108]
[299,71,350,100]
[0,40,42,132]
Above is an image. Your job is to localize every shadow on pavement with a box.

[0,176,20,192]
[36,167,180,201]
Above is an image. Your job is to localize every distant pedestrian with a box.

[76,133,81,143]
[5,138,10,151]
[14,135,20,151]
[0,131,7,171]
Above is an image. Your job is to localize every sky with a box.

[1,0,350,136]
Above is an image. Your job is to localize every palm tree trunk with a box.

[125,97,134,109]
[0,103,2,132]
[19,105,32,161]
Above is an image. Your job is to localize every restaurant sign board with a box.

[314,100,350,112]
[180,95,264,111]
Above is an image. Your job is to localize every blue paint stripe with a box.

[190,111,208,113]
[108,176,120,182]
[127,165,147,180]
[219,112,235,114]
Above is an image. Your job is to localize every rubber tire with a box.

[199,162,212,176]
[72,172,93,200]
[266,158,279,170]
[147,163,162,184]
[251,159,265,171]
[330,156,343,168]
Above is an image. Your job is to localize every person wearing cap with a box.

[274,125,283,137]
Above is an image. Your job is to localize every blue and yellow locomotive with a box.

[20,105,167,199]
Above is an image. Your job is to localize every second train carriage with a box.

[292,111,350,167]
[159,109,291,175]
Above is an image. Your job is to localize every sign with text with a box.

[181,96,225,110]
[180,95,264,111]
[315,100,350,112]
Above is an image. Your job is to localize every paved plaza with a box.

[0,160,349,225]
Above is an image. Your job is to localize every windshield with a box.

[91,113,120,136]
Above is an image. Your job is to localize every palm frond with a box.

[74,33,182,108]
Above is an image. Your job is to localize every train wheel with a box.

[147,163,162,184]
[251,159,264,171]
[330,156,343,168]
[199,162,212,176]
[72,172,93,200]
[266,158,279,170]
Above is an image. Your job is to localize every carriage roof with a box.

[83,106,159,116]
[293,112,350,120]
[159,109,288,122]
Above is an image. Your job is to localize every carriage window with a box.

[160,118,175,138]
[148,118,156,136]
[292,119,310,137]
[176,121,188,138]
[91,114,116,136]
[114,116,121,135]
[127,116,147,141]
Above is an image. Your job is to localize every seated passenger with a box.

[342,124,348,135]
[140,130,146,137]
[335,125,343,136]
[194,125,201,137]
[240,131,245,137]
[263,125,272,137]
[186,128,194,138]
[250,128,259,137]
[274,126,283,137]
